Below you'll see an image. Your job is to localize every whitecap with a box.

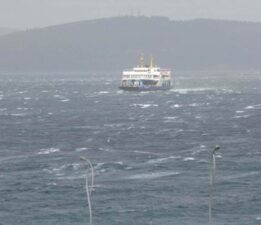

[118,209,136,213]
[53,94,62,98]
[163,117,183,123]
[132,150,159,155]
[236,110,245,114]
[232,115,249,119]
[127,171,180,180]
[104,123,124,128]
[94,162,105,169]
[189,103,205,107]
[38,147,60,155]
[17,91,27,94]
[170,104,182,108]
[60,99,70,102]
[132,104,158,109]
[55,173,65,177]
[256,217,261,220]
[163,116,178,120]
[11,113,27,117]
[192,146,206,155]
[99,169,107,173]
[183,157,195,161]
[71,163,81,170]
[75,147,89,152]
[97,147,115,152]
[147,156,181,164]
[51,163,81,174]
[171,88,214,94]
[98,91,109,94]
[125,167,133,170]
[245,104,261,110]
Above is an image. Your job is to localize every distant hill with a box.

[0,16,261,72]
[0,27,18,36]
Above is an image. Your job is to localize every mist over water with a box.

[0,72,260,225]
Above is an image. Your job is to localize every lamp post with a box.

[80,156,94,225]
[209,145,220,225]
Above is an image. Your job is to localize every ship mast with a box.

[139,53,144,67]
[149,55,154,68]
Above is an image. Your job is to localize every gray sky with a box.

[2,0,261,29]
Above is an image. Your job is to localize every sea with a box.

[0,71,260,225]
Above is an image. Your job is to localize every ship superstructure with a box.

[119,55,172,91]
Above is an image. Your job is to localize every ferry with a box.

[119,55,172,91]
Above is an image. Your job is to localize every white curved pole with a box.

[80,156,94,225]
[209,145,220,225]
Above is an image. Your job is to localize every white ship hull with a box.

[119,55,172,91]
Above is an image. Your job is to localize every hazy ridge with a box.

[0,27,19,36]
[0,16,261,72]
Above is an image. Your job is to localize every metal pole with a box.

[209,145,220,225]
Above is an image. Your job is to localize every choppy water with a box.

[0,72,260,225]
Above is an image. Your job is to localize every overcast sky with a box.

[2,0,261,29]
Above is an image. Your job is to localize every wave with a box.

[171,88,214,94]
[97,147,116,153]
[163,116,184,123]
[189,102,209,107]
[38,147,60,155]
[191,145,207,155]
[222,171,259,181]
[183,157,195,161]
[163,116,178,120]
[131,103,158,109]
[131,150,161,155]
[43,163,82,177]
[117,90,124,94]
[126,171,180,180]
[170,104,182,108]
[245,104,261,109]
[10,113,28,117]
[147,156,181,164]
[60,99,70,102]
[232,115,250,119]
[94,161,125,171]
[97,91,110,94]
[75,147,89,152]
